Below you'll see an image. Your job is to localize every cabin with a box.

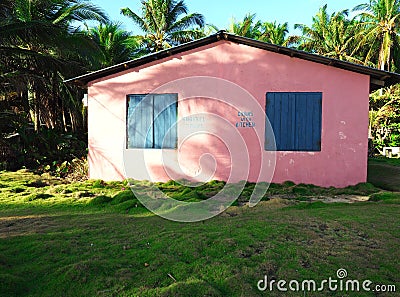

[67,31,400,187]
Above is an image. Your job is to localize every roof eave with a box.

[64,33,221,86]
[65,31,400,91]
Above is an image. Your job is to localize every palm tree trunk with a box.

[62,106,68,132]
[69,111,75,132]
[28,82,40,132]
[33,94,39,132]
[379,58,386,96]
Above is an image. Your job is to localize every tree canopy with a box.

[121,0,205,53]
[1,0,400,165]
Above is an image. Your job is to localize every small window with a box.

[127,94,177,149]
[265,92,322,151]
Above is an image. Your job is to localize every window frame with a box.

[126,93,178,149]
[265,91,322,152]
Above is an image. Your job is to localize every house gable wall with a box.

[88,40,369,187]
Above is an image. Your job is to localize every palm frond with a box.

[168,13,204,32]
[166,0,188,26]
[169,29,204,44]
[52,2,108,25]
[121,7,150,33]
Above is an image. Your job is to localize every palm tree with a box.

[88,22,141,67]
[0,0,108,131]
[121,0,205,53]
[228,14,262,39]
[353,0,400,71]
[196,23,219,37]
[295,5,361,63]
[259,21,297,46]
[353,2,400,147]
[228,14,296,46]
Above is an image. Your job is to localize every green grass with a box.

[0,162,399,297]
[369,156,400,167]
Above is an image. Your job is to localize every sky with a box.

[91,0,364,34]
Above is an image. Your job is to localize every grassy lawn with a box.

[0,161,399,296]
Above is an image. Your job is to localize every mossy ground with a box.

[0,159,399,296]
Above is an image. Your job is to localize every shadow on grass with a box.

[368,158,400,191]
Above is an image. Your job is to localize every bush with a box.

[63,158,88,181]
[0,119,88,174]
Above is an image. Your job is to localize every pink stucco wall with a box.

[87,40,370,187]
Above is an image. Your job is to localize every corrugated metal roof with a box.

[65,30,400,91]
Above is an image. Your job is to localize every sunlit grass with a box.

[0,159,399,296]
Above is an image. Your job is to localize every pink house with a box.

[67,31,400,187]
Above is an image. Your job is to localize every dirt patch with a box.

[0,215,58,238]
[311,195,370,203]
[264,195,370,204]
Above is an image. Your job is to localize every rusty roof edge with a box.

[65,30,400,89]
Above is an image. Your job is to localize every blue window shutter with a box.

[127,95,154,148]
[288,93,297,149]
[295,92,322,151]
[153,94,177,149]
[295,93,308,150]
[266,92,280,150]
[265,92,322,151]
[307,93,322,151]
